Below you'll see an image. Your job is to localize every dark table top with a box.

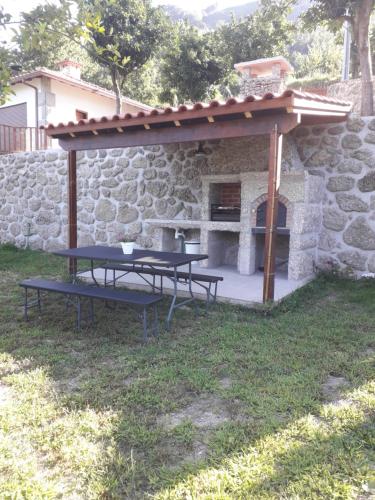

[53,245,208,268]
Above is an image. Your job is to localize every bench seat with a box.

[20,278,162,340]
[101,263,223,309]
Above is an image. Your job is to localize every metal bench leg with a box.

[76,296,81,330]
[142,307,148,342]
[214,281,218,303]
[89,298,94,324]
[104,268,108,287]
[153,303,159,337]
[37,289,42,314]
[24,288,29,321]
[188,262,199,318]
[205,283,211,315]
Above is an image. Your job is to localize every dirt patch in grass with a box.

[0,382,12,407]
[322,375,350,402]
[158,395,230,430]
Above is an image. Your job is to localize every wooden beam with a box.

[263,125,283,303]
[116,127,124,133]
[174,120,181,127]
[144,123,151,130]
[207,116,215,122]
[68,150,77,276]
[48,96,295,137]
[58,113,299,151]
[92,130,99,135]
[244,111,252,118]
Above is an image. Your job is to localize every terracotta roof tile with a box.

[42,89,352,132]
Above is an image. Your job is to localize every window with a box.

[75,109,88,120]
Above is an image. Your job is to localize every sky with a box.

[1,0,253,20]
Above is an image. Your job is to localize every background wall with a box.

[294,115,375,276]
[327,79,375,114]
[0,134,300,252]
[1,117,374,278]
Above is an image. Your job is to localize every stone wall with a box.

[293,115,375,277]
[327,78,375,114]
[0,135,301,251]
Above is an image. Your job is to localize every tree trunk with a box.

[110,67,122,115]
[352,0,374,116]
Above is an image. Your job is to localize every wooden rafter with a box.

[59,113,300,151]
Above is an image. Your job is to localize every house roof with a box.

[234,56,294,75]
[43,89,352,139]
[11,67,153,112]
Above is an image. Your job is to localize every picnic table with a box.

[53,246,209,328]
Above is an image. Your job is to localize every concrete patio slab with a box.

[82,265,311,306]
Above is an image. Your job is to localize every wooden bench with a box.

[19,278,162,341]
[101,263,223,310]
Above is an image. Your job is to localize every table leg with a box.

[188,262,198,318]
[90,259,100,286]
[166,266,178,330]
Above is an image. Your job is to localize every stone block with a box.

[117,204,138,224]
[292,204,322,234]
[132,156,148,169]
[146,180,168,198]
[288,251,314,280]
[342,134,362,149]
[346,115,365,133]
[112,181,138,204]
[318,230,338,251]
[338,250,367,270]
[358,172,375,192]
[336,193,369,212]
[364,132,375,144]
[327,176,355,192]
[95,199,116,222]
[343,216,375,250]
[323,207,347,231]
[337,159,362,174]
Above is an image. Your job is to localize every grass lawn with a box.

[0,244,374,499]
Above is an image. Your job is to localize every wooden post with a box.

[68,150,77,275]
[263,124,283,303]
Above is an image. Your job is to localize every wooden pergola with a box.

[43,90,351,302]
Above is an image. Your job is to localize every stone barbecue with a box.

[2,113,375,293]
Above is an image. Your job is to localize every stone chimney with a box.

[56,60,81,80]
[234,56,293,98]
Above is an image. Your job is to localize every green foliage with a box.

[215,0,295,70]
[290,26,343,80]
[79,0,168,109]
[11,0,75,70]
[160,22,227,104]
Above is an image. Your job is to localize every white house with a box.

[0,60,152,130]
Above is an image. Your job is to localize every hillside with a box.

[161,0,310,30]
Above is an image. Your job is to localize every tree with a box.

[304,0,375,116]
[11,1,74,70]
[214,0,295,72]
[80,0,168,113]
[290,26,343,81]
[160,22,227,104]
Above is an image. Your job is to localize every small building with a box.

[0,60,152,152]
[2,57,374,305]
